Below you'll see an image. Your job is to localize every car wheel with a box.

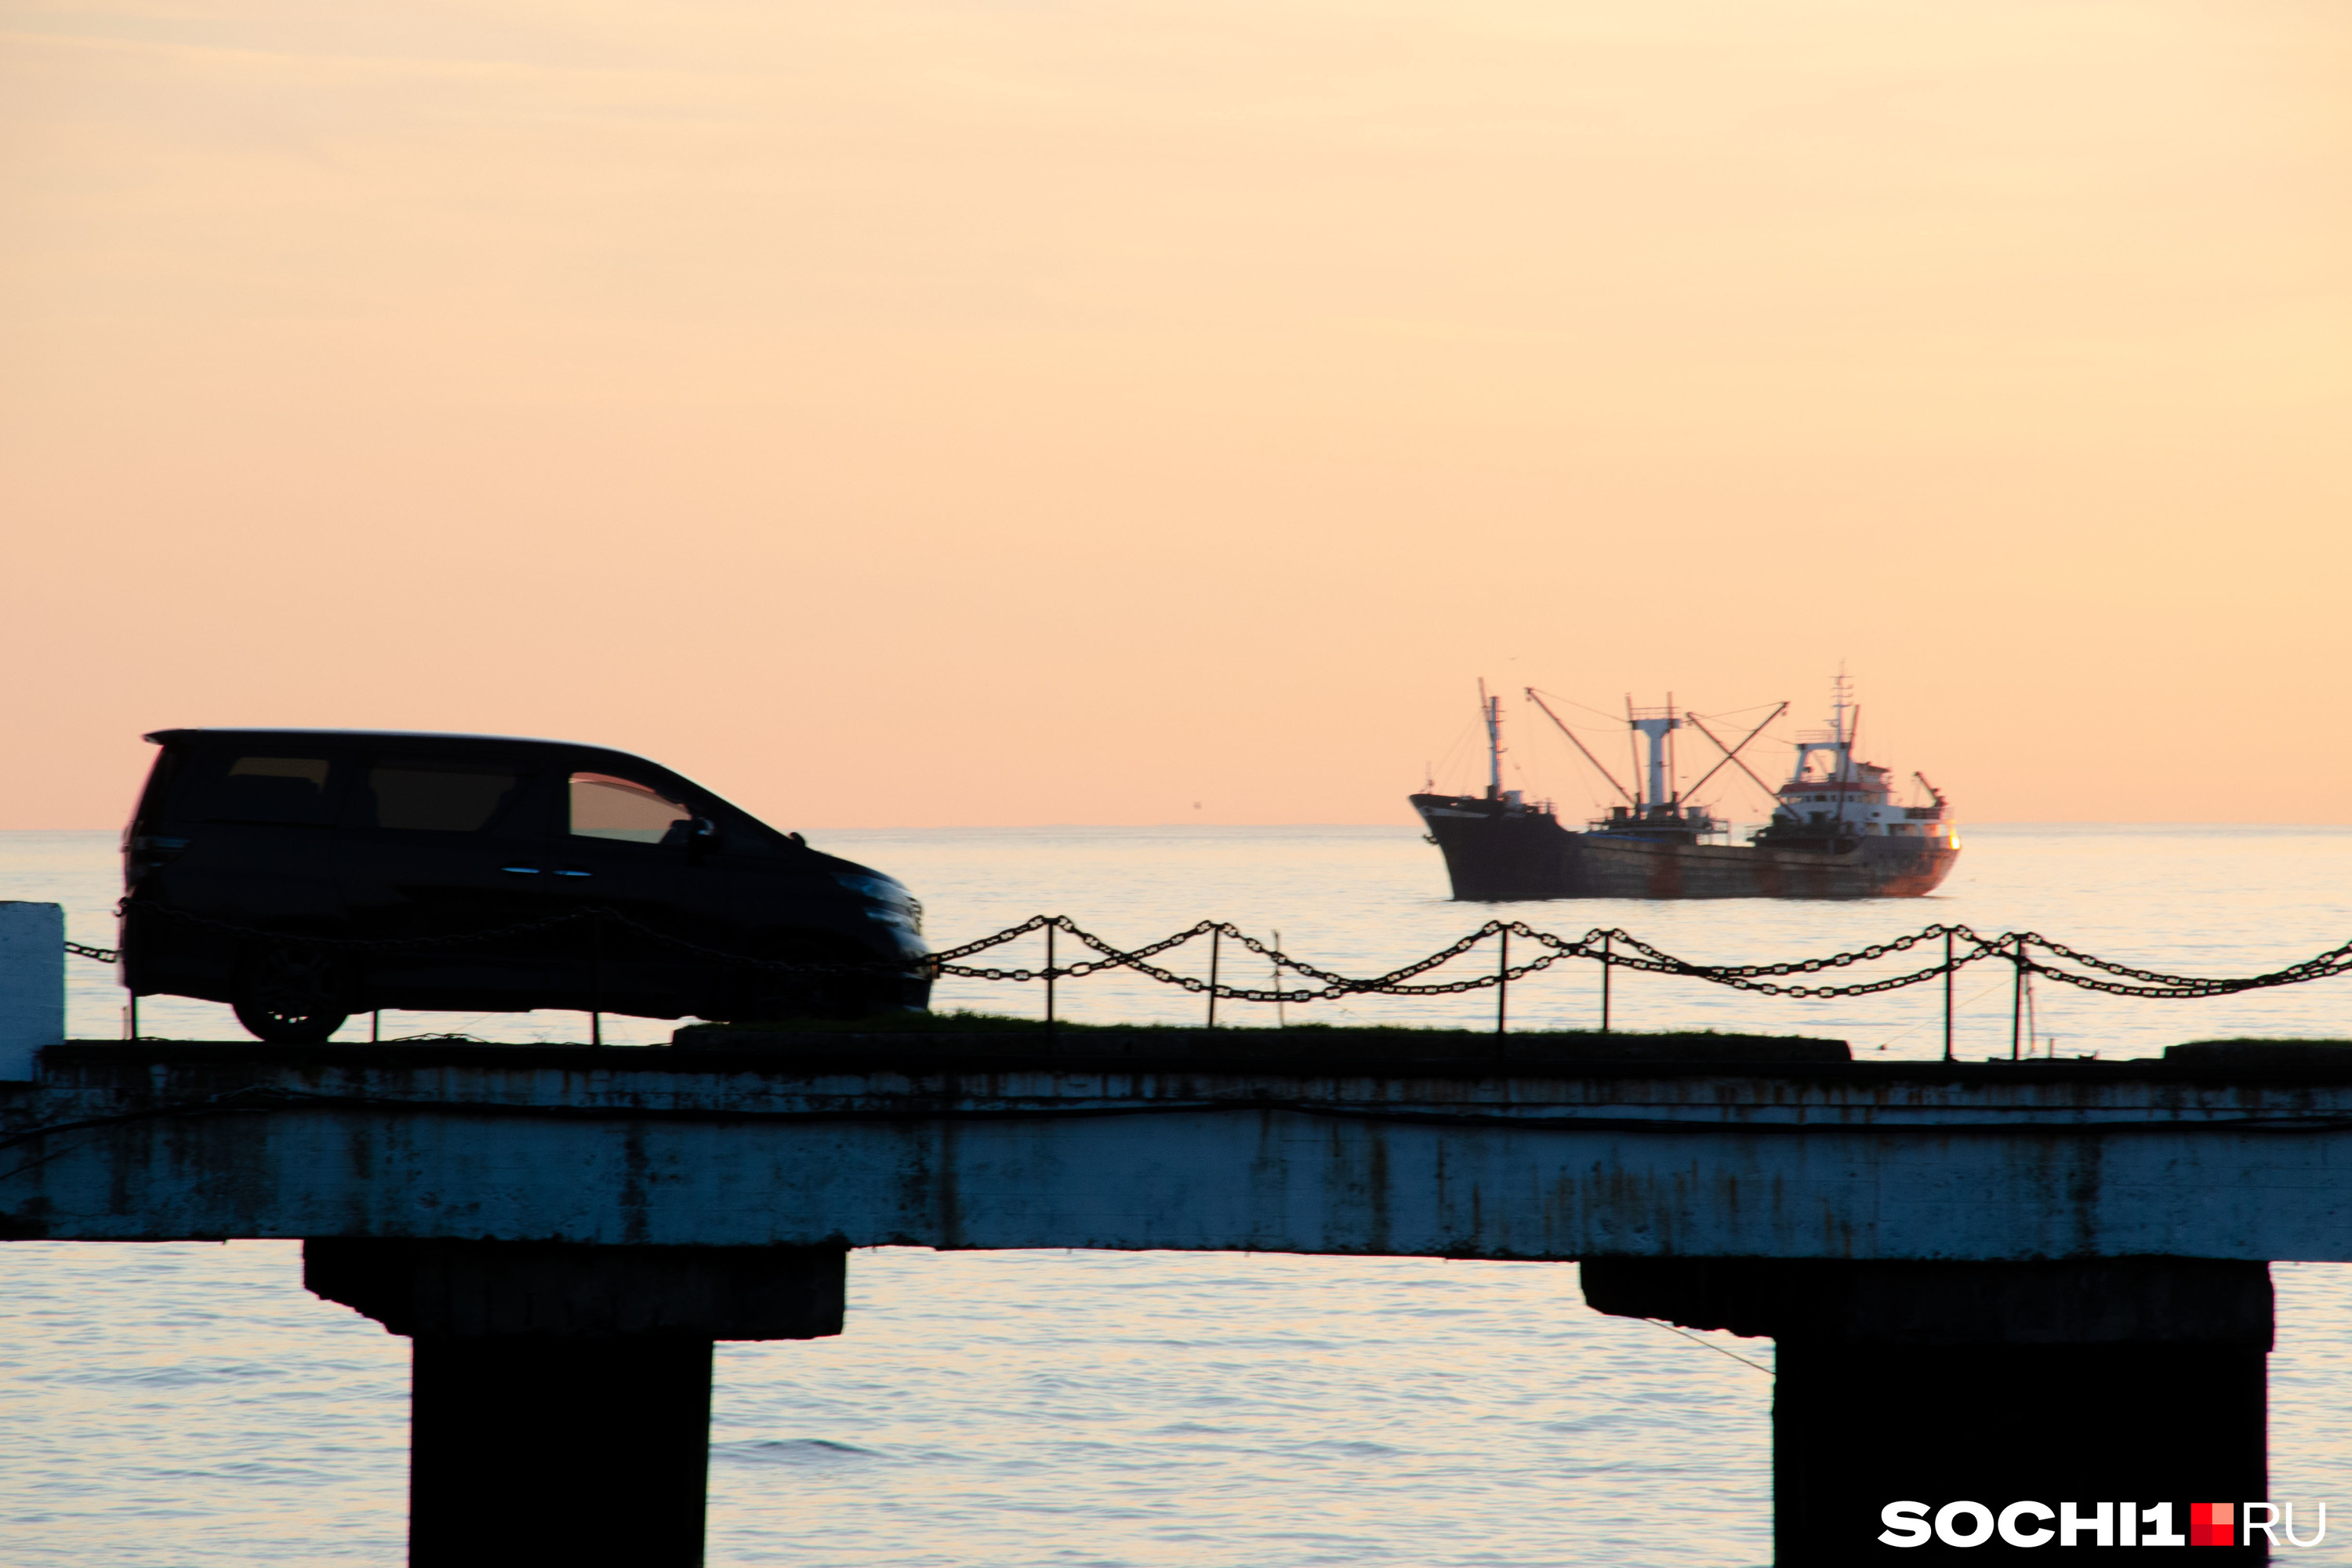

[233,945,350,1044]
[722,939,869,1024]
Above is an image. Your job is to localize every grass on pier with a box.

[687,1009,1830,1041]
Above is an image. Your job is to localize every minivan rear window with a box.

[205,756,337,825]
[368,762,521,832]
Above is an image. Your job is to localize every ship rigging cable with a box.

[67,906,2352,1007]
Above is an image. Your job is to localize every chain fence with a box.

[60,903,2352,1010]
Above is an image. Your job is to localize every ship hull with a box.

[1412,795,1958,901]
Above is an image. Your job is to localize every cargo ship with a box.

[1410,677,1959,900]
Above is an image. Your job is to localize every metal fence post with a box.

[1943,930,1955,1062]
[1272,930,1284,1028]
[1206,927,1220,1029]
[1599,932,1613,1035]
[1496,927,1509,1036]
[2011,938,2027,1062]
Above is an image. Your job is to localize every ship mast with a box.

[1831,667,1853,782]
[1668,693,1679,808]
[1776,670,1871,837]
[1829,667,1857,835]
[1479,679,1504,800]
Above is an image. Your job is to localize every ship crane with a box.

[1681,704,1791,806]
[1524,689,1637,807]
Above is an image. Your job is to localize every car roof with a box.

[147,728,618,751]
[142,728,681,774]
[140,730,828,857]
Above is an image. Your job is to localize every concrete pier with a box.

[5,1028,2349,1560]
[304,1240,844,1566]
[9,1034,2352,1259]
[407,1335,713,1567]
[1583,1257,2272,1561]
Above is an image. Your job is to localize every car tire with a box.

[233,944,350,1044]
[720,938,872,1024]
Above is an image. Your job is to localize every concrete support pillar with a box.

[1582,1258,2270,1564]
[0,902,65,1082]
[306,1239,847,1568]
[409,1334,714,1566]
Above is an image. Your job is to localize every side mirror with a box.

[661,816,723,857]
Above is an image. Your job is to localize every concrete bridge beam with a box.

[303,1240,847,1568]
[7,1037,2347,1561]
[1581,1257,2272,1563]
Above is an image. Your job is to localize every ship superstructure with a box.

[1410,676,1959,901]
[1752,673,1955,854]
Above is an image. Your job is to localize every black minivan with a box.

[122,729,931,1043]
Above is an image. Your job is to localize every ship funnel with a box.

[1628,704,1680,811]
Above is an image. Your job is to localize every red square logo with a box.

[2190,1503,2234,1546]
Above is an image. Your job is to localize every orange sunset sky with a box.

[3,0,2347,830]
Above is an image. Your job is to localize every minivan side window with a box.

[367,761,523,832]
[207,756,337,825]
[569,773,690,844]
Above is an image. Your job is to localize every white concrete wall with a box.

[0,903,65,1080]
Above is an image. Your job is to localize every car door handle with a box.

[500,866,543,876]
[553,869,593,878]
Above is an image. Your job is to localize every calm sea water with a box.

[4,825,2351,1564]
